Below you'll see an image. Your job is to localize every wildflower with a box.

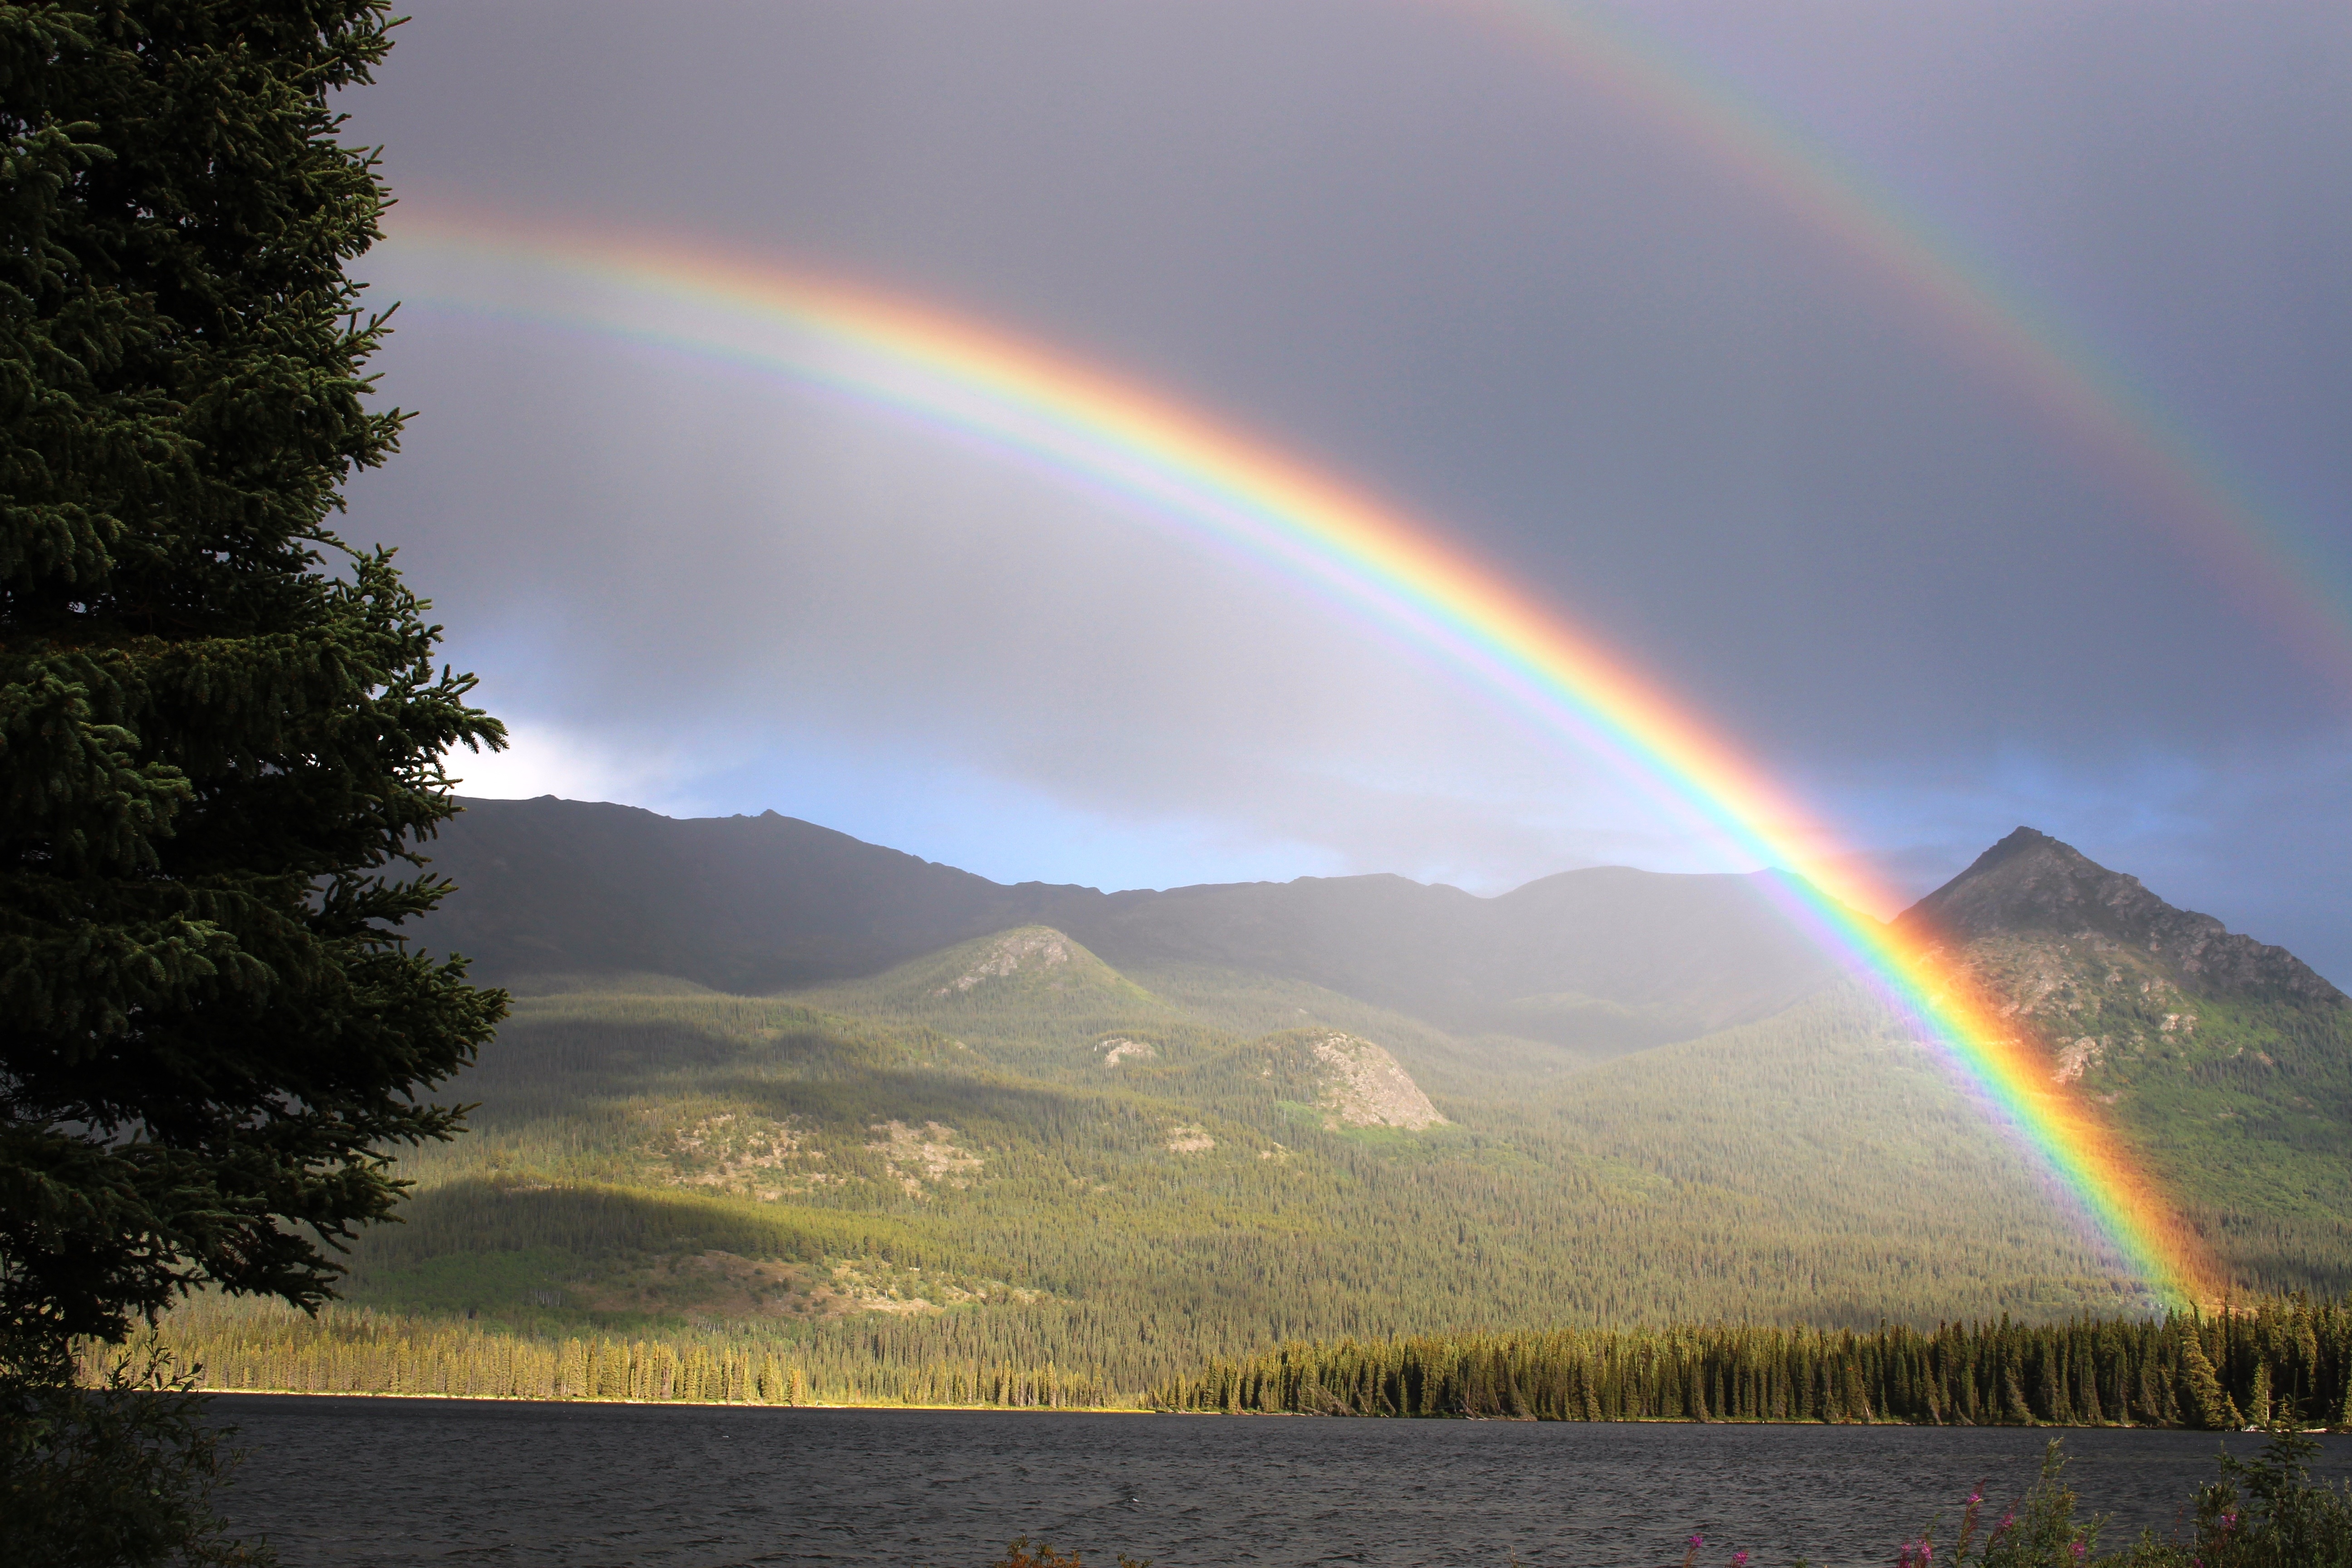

[1730,1554,1749,1568]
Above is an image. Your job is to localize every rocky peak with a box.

[1897,828,2342,1004]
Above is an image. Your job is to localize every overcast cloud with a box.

[338,1,2352,980]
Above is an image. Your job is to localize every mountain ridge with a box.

[418,796,1846,1051]
[1902,826,2342,1004]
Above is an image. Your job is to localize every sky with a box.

[337,0,2352,982]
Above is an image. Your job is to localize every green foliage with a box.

[1891,1430,2352,1568]
[1156,1296,2352,1427]
[2177,1330,2243,1431]
[0,1342,269,1567]
[1910,1441,2102,1567]
[1957,934,2352,1294]
[130,916,2352,1411]
[2178,1425,2352,1567]
[148,964,2352,1417]
[384,981,2176,1355]
[364,1179,952,1279]
[141,962,2352,1404]
[0,0,507,1374]
[143,1291,1133,1409]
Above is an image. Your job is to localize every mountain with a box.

[163,813,2352,1403]
[418,796,1845,1051]
[410,798,1060,991]
[1902,827,2343,1004]
[1901,828,2352,1283]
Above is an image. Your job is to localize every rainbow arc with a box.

[373,213,2225,1303]
[1476,0,2350,694]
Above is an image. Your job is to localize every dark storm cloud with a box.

[336,1,2352,979]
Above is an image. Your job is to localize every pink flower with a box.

[1730,1554,1749,1568]
[2071,1544,2086,1560]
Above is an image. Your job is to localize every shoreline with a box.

[193,1387,2340,1431]
[197,1386,1156,1414]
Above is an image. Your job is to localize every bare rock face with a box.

[1310,1034,1447,1130]
[1899,828,2342,1004]
[934,929,1071,995]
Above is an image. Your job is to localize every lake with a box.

[210,1396,2349,1567]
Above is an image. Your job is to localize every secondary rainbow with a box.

[374,214,2219,1303]
[1471,0,2352,693]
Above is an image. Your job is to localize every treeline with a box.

[144,1291,2352,1425]
[142,1296,1123,1409]
[1154,1294,2352,1428]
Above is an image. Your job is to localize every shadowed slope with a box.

[419,797,1843,1051]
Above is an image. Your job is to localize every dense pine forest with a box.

[146,1290,2352,1429]
[1158,1294,2352,1426]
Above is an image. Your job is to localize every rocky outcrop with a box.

[935,929,1071,995]
[1310,1034,1447,1130]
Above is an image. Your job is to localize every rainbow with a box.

[371,212,2219,1303]
[1471,0,2352,693]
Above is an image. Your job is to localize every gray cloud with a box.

[340,1,2352,980]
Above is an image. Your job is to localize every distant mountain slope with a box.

[1070,864,1838,1046]
[1898,828,2352,1284]
[416,798,1068,990]
[419,796,1843,1050]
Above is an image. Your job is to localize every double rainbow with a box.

[1476,0,2350,691]
[374,212,2218,1303]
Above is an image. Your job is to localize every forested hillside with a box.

[157,813,2352,1406]
[1906,829,2352,1291]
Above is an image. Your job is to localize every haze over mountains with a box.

[422,796,1847,1052]
[306,796,2352,1385]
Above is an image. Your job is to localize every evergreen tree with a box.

[2180,1333,2244,1432]
[0,0,505,1383]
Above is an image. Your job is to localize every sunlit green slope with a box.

[208,819,2344,1404]
[326,944,2192,1397]
[1902,829,2352,1293]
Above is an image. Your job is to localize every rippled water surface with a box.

[212,1396,2349,1568]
